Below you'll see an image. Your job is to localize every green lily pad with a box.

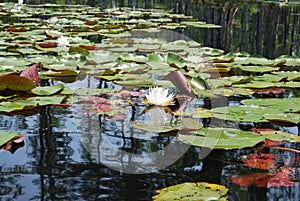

[260,130,300,142]
[119,53,148,63]
[234,56,273,66]
[114,79,154,87]
[87,51,119,64]
[148,52,185,68]
[185,21,222,28]
[75,88,116,96]
[0,130,21,147]
[263,113,300,126]
[0,100,37,113]
[153,182,228,201]
[212,52,235,63]
[211,106,282,122]
[255,74,287,82]
[277,82,300,88]
[160,40,189,51]
[222,76,254,84]
[178,128,265,149]
[238,66,280,73]
[113,62,148,73]
[41,69,78,77]
[27,96,66,106]
[31,84,64,96]
[212,87,254,97]
[191,108,214,118]
[232,81,276,89]
[60,86,74,95]
[241,97,300,113]
[0,74,35,91]
[130,117,202,133]
[188,77,210,96]
[272,71,300,81]
[275,56,300,67]
[199,47,224,56]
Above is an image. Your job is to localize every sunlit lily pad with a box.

[0,130,21,147]
[153,182,228,201]
[234,56,273,66]
[131,117,202,133]
[114,79,154,87]
[241,97,300,113]
[0,100,37,113]
[238,66,279,73]
[185,21,222,28]
[87,51,119,64]
[178,128,265,149]
[160,40,189,51]
[212,87,254,96]
[222,76,254,84]
[232,81,275,89]
[211,106,282,122]
[192,108,214,118]
[148,52,186,68]
[31,84,64,96]
[27,96,66,106]
[119,53,148,63]
[260,130,300,142]
[255,74,287,82]
[75,88,116,96]
[263,113,300,126]
[212,52,235,63]
[41,69,78,77]
[272,71,300,81]
[188,77,210,96]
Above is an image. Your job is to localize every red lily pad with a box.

[20,64,40,86]
[95,104,113,113]
[83,96,107,104]
[84,20,98,25]
[229,166,294,188]
[7,27,28,32]
[79,45,100,50]
[254,88,285,95]
[120,90,145,97]
[37,43,58,48]
[241,153,275,170]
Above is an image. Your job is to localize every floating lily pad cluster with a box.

[0,3,300,150]
[0,2,299,199]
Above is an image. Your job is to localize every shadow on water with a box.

[0,0,299,201]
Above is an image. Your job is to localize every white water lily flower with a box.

[57,36,70,47]
[144,87,175,106]
[49,16,59,23]
[185,54,203,64]
[18,0,23,5]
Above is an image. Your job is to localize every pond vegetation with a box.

[0,1,299,200]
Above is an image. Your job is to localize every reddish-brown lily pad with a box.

[79,45,100,50]
[7,27,28,32]
[20,64,40,86]
[0,74,35,91]
[37,43,58,48]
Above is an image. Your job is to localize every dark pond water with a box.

[0,0,299,201]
